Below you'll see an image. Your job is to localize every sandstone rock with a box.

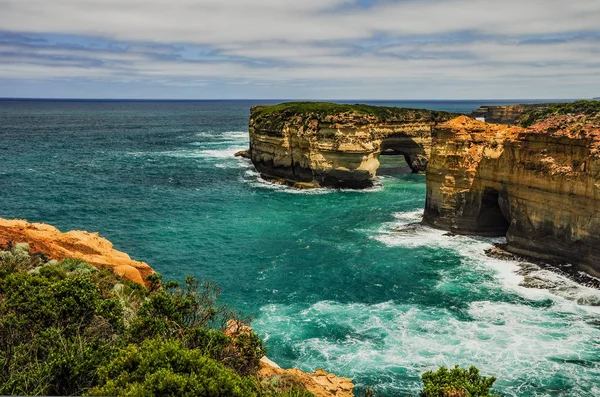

[259,359,354,397]
[424,112,600,276]
[470,103,552,124]
[0,218,154,286]
[226,319,354,396]
[234,149,251,158]
[247,102,459,188]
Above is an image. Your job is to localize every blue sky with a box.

[0,0,599,99]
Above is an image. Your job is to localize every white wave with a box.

[221,130,249,140]
[195,130,249,141]
[242,173,333,195]
[241,170,385,194]
[372,211,600,310]
[198,146,248,159]
[255,299,600,397]
[155,146,248,160]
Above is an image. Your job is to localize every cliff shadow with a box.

[475,188,510,236]
[380,137,428,174]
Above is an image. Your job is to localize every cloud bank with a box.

[0,0,598,98]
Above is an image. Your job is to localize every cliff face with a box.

[248,103,458,188]
[470,103,553,124]
[423,114,600,276]
[0,218,154,285]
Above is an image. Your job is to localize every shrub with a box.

[420,365,497,397]
[87,338,259,397]
[0,246,310,397]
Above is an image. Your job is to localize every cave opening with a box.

[378,137,427,175]
[377,150,413,176]
[476,188,510,236]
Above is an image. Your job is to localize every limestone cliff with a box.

[0,218,154,285]
[248,102,459,188]
[423,110,600,276]
[470,103,552,124]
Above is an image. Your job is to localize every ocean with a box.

[1,99,599,396]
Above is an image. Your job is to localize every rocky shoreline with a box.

[243,100,600,283]
[0,218,154,286]
[486,244,600,290]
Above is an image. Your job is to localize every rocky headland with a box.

[470,103,552,124]
[246,100,600,279]
[248,102,459,188]
[424,101,600,276]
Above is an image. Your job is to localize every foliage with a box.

[518,100,600,127]
[0,244,501,397]
[0,244,280,396]
[88,338,259,397]
[420,365,497,397]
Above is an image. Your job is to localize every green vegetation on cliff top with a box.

[0,242,500,397]
[518,100,600,127]
[251,102,460,137]
[253,101,457,122]
[0,243,296,397]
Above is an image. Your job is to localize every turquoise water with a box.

[1,99,600,396]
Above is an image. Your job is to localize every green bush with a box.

[518,100,600,127]
[0,245,310,396]
[88,338,258,397]
[420,365,497,397]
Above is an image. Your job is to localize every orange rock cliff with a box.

[0,218,154,285]
[248,102,459,188]
[247,100,600,278]
[423,113,600,276]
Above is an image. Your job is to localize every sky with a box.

[0,0,599,99]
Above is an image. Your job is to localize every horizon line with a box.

[0,97,587,102]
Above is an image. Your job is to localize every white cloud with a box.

[0,0,599,98]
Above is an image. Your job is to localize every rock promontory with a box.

[0,218,154,285]
[248,102,459,188]
[424,101,600,276]
[469,103,553,124]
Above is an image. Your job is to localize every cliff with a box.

[423,107,600,276]
[469,100,600,126]
[470,103,552,124]
[0,218,154,285]
[248,102,459,188]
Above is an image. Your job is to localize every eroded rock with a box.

[424,110,600,276]
[247,102,459,188]
[0,218,154,286]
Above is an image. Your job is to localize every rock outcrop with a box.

[0,218,154,285]
[248,102,459,188]
[226,320,354,397]
[423,109,600,276]
[470,103,552,124]
[259,358,354,397]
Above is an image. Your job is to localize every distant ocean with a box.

[1,99,598,396]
